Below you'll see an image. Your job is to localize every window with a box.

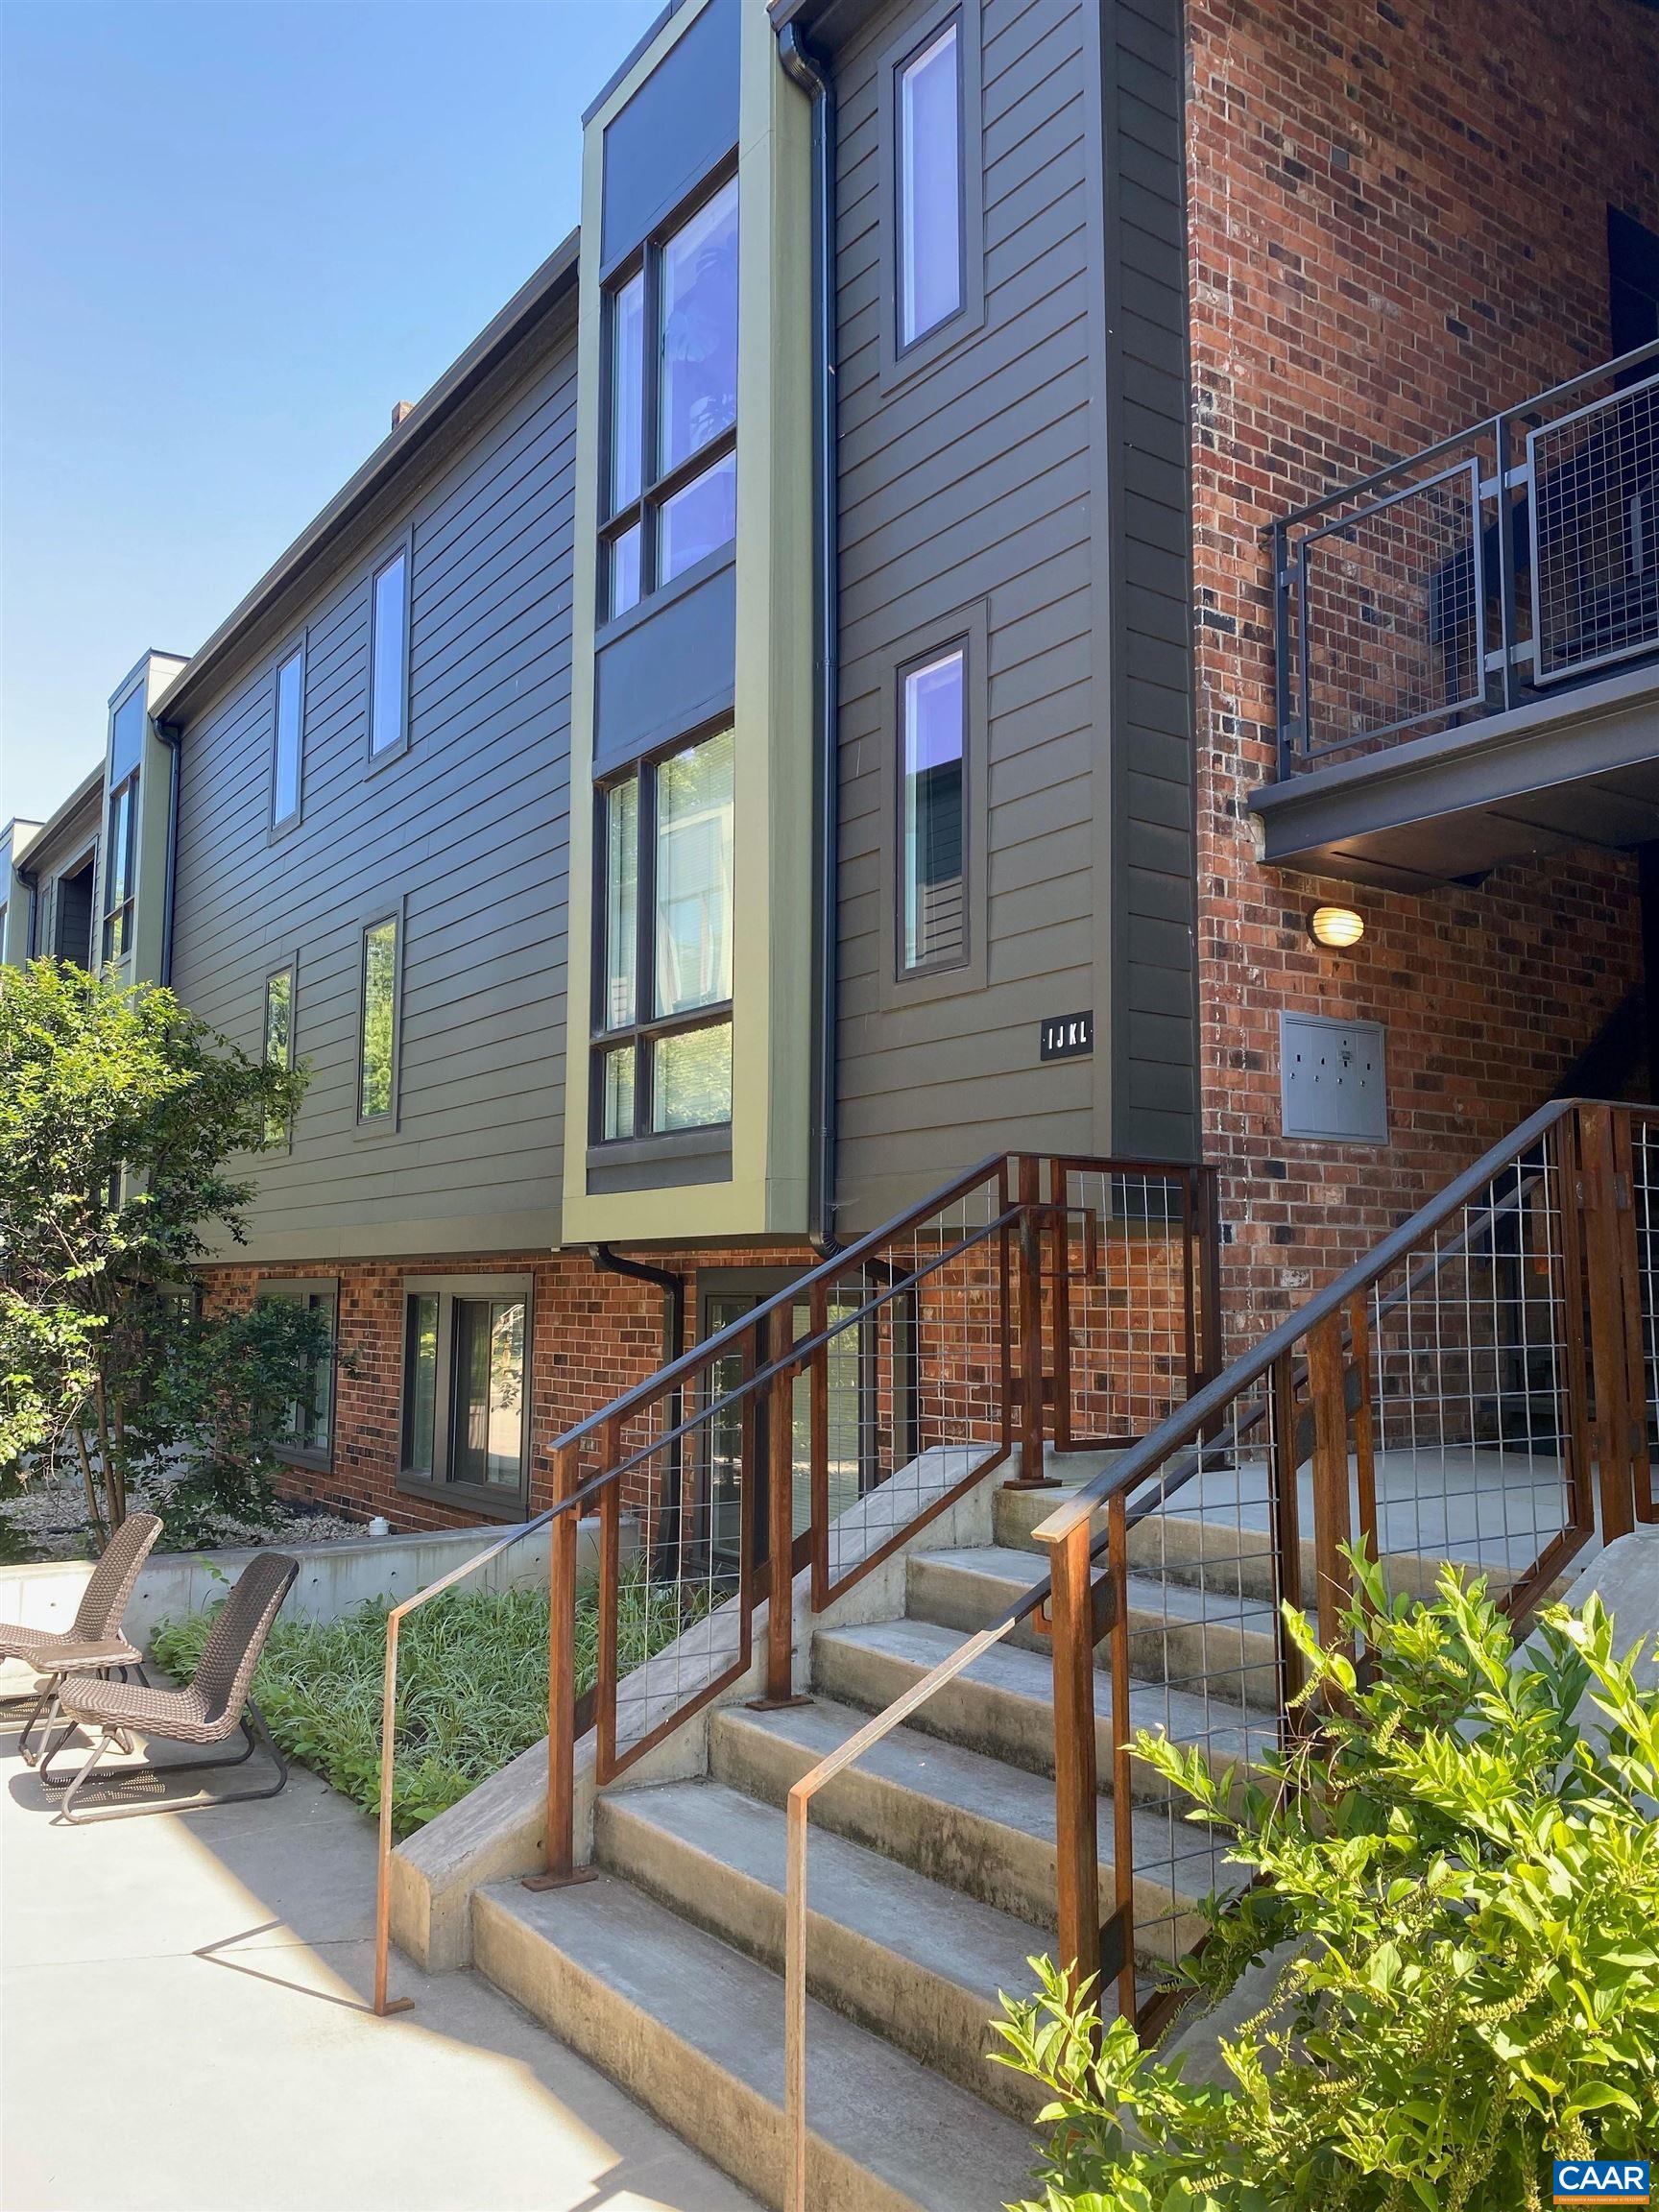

[594,727,734,1142]
[599,170,738,620]
[273,643,304,826]
[256,1280,337,1468]
[399,1275,532,1511]
[899,644,967,973]
[358,913,399,1123]
[101,773,138,964]
[263,963,295,1143]
[369,546,409,758]
[897,18,963,349]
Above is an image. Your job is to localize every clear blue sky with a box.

[0,0,661,827]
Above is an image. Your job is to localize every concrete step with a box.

[811,1614,1278,1803]
[709,1694,1220,1958]
[905,1545,1281,1711]
[472,1873,1037,2212]
[595,1777,1045,2121]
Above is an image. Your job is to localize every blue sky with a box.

[0,0,661,827]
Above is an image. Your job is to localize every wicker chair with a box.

[0,1511,162,1764]
[37,1551,298,1822]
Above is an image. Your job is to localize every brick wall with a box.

[1185,0,1659,1347]
[203,1244,814,1533]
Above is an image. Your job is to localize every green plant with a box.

[994,1557,1659,2212]
[0,960,309,1543]
[150,1562,708,1835]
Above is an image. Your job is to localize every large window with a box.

[358,913,400,1123]
[369,546,410,758]
[399,1274,532,1512]
[599,170,738,621]
[594,726,734,1142]
[263,962,295,1144]
[256,1279,337,1469]
[273,643,304,827]
[899,643,967,973]
[897,18,963,350]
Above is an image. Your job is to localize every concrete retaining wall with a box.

[0,1515,628,1685]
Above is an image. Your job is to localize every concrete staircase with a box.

[469,1475,1282,2212]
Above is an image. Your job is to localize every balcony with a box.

[1252,340,1659,890]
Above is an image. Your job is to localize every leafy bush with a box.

[151,1564,706,1835]
[994,1555,1659,2211]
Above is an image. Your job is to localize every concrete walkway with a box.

[1,1735,759,2212]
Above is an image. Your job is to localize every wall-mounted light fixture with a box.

[1309,903,1364,950]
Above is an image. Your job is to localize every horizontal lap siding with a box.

[832,0,1195,1233]
[169,321,578,1261]
[834,0,1097,1232]
[1111,0,1196,1159]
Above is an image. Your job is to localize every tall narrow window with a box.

[370,547,409,758]
[358,914,399,1121]
[263,964,295,1143]
[599,169,738,619]
[900,645,967,973]
[897,20,963,349]
[100,774,138,964]
[273,645,304,826]
[399,1275,532,1513]
[593,727,735,1142]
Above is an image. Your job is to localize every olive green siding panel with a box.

[830,0,1196,1233]
[168,313,579,1263]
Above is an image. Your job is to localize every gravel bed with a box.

[0,1463,366,1563]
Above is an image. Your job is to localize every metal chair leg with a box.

[15,1677,60,1766]
[48,1707,290,1823]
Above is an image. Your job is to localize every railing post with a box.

[1266,1352,1306,1722]
[807,1278,830,1608]
[1045,1515,1103,2008]
[751,1305,809,1710]
[1578,1105,1643,1546]
[1306,1310,1356,1649]
[1005,1157,1058,1490]
[373,1607,414,2015]
[523,1441,594,1890]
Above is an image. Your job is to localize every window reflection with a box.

[659,175,739,477]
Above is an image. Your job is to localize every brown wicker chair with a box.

[37,1551,298,1822]
[0,1511,162,1764]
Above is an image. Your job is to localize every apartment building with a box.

[7,0,1656,1548]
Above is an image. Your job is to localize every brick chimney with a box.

[391,400,415,430]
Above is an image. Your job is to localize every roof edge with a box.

[154,227,580,730]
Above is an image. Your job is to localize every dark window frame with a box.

[354,904,403,1134]
[589,718,735,1146]
[878,0,985,392]
[597,154,740,629]
[397,1270,535,1520]
[894,635,971,981]
[255,1276,338,1473]
[100,770,139,966]
[271,631,308,837]
[262,954,298,1151]
[366,530,414,770]
[877,598,990,1008]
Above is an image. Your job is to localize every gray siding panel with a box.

[170,316,578,1262]
[830,0,1195,1231]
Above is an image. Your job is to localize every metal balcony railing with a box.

[1273,339,1659,774]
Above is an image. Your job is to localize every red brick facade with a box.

[1185,0,1659,1348]
[204,1245,813,1531]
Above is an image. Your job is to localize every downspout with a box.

[777,21,841,1256]
[20,862,39,958]
[590,1244,685,1577]
[156,722,181,988]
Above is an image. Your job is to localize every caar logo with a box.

[1554,2164,1650,2205]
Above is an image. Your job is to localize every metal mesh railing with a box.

[1276,340,1659,772]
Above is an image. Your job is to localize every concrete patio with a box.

[1,1732,759,2212]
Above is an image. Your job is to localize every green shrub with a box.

[994,1555,1659,2211]
[151,1563,705,1836]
